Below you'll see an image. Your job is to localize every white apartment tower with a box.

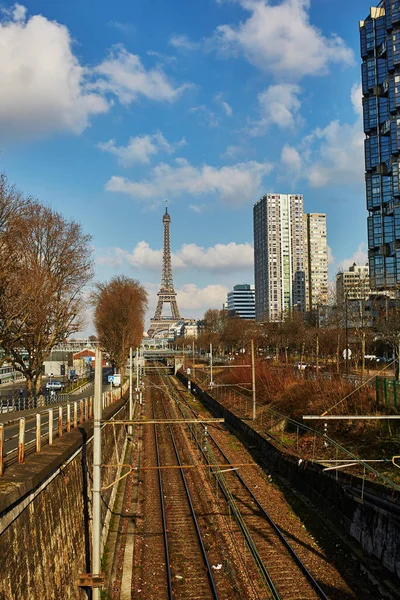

[304,213,328,311]
[254,193,306,322]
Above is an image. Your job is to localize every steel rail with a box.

[152,397,174,600]
[166,372,329,600]
[155,378,219,600]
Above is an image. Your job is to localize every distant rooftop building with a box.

[336,263,396,304]
[227,284,255,319]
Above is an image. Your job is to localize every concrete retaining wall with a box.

[179,373,400,580]
[0,399,128,600]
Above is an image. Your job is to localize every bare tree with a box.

[94,276,148,372]
[0,202,93,398]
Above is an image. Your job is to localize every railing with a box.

[0,380,129,475]
[0,393,71,414]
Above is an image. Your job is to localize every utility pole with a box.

[210,342,213,387]
[136,346,141,404]
[92,347,102,600]
[129,347,133,436]
[192,340,195,380]
[251,339,256,420]
[345,292,349,376]
[316,304,319,378]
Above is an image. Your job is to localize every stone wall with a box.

[0,399,128,600]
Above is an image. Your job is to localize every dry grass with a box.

[215,359,400,462]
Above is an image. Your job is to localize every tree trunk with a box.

[336,333,340,374]
[361,331,365,383]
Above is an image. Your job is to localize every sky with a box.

[0,0,374,332]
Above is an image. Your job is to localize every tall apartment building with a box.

[304,213,328,311]
[254,194,328,321]
[360,3,400,289]
[227,284,255,319]
[254,193,306,321]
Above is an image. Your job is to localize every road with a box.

[1,378,118,463]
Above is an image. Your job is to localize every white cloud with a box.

[190,105,220,128]
[327,246,335,265]
[107,21,134,35]
[98,132,186,166]
[222,145,244,159]
[215,92,233,116]
[281,144,302,174]
[0,4,109,137]
[188,204,208,213]
[336,243,368,272]
[169,34,200,50]
[12,3,26,21]
[350,81,363,118]
[250,84,302,134]
[281,82,364,189]
[106,158,272,205]
[178,242,253,271]
[97,241,254,273]
[94,45,191,105]
[177,283,228,311]
[212,0,354,78]
[307,118,364,188]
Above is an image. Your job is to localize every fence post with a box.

[0,424,4,476]
[80,400,83,424]
[58,406,63,438]
[67,403,71,433]
[18,418,25,464]
[84,398,88,421]
[89,396,93,419]
[74,401,77,428]
[36,413,41,453]
[48,409,53,445]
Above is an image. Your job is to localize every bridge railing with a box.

[0,379,129,475]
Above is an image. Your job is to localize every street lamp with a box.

[345,291,349,376]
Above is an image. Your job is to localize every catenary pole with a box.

[92,347,102,599]
[129,347,133,435]
[210,343,213,387]
[251,339,256,420]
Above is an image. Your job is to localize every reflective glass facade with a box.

[361,2,400,288]
[227,284,255,319]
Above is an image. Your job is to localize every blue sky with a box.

[0,0,373,331]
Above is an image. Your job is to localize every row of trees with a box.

[0,174,148,398]
[176,303,400,379]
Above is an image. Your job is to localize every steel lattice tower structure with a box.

[147,203,181,337]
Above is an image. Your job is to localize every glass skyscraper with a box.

[360,2,400,289]
[227,284,255,319]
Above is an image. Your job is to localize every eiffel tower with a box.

[147,202,181,338]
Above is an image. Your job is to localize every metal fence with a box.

[376,377,400,409]
[0,380,129,475]
[0,393,71,414]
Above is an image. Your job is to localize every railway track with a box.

[107,364,379,599]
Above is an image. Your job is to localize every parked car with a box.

[294,362,307,370]
[45,380,65,391]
